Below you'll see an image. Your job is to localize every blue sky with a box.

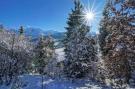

[0,0,105,32]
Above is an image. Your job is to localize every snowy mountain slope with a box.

[55,48,65,62]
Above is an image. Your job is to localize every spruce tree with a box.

[103,0,135,88]
[0,24,4,31]
[34,35,55,74]
[63,0,97,78]
[97,0,112,84]
[99,0,111,56]
[19,26,24,35]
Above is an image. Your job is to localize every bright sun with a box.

[85,12,95,21]
[81,0,102,26]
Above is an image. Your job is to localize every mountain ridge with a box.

[9,27,65,40]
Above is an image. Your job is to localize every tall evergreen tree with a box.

[34,35,55,74]
[97,0,112,84]
[19,26,24,35]
[102,0,135,88]
[33,35,55,89]
[99,0,112,56]
[63,0,97,78]
[0,24,4,31]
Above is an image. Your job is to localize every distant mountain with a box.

[9,28,65,40]
[9,27,97,41]
[25,28,65,40]
[24,28,43,38]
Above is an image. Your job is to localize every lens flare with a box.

[85,12,95,21]
[81,0,102,27]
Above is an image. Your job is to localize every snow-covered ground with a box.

[1,48,134,89]
[0,75,110,89]
[55,48,65,62]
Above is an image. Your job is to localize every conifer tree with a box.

[99,0,111,56]
[19,26,24,35]
[97,0,112,84]
[0,24,4,31]
[34,35,55,89]
[34,35,55,74]
[63,0,97,78]
[103,0,135,88]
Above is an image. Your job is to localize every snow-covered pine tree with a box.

[34,35,55,75]
[103,0,135,88]
[97,0,112,83]
[19,26,24,35]
[99,0,111,56]
[120,0,135,87]
[0,24,4,31]
[16,26,32,74]
[33,35,55,89]
[63,0,97,79]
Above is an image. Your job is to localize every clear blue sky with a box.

[0,0,105,32]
